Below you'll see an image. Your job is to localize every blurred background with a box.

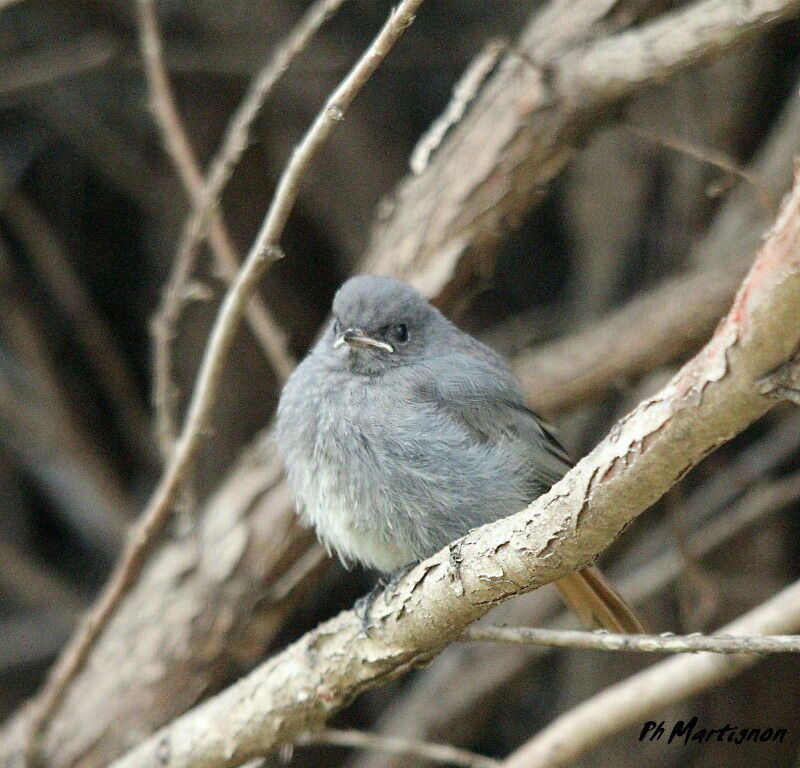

[2,1,800,767]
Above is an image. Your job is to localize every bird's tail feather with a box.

[555,566,644,633]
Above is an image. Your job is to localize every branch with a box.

[502,577,800,768]
[22,1,428,762]
[107,170,800,768]
[296,729,499,768]
[463,625,800,654]
[148,0,348,448]
[514,267,745,414]
[135,0,295,451]
[363,0,800,308]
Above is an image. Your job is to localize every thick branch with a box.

[363,0,800,309]
[513,267,745,414]
[108,172,800,768]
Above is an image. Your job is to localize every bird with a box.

[275,275,642,633]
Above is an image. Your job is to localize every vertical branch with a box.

[135,0,296,451]
[23,0,429,763]
[144,0,347,451]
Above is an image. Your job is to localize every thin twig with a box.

[462,625,800,654]
[136,0,295,452]
[296,728,500,768]
[24,1,428,763]
[624,123,775,212]
[502,577,800,768]
[150,0,346,449]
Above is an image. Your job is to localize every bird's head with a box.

[328,275,443,374]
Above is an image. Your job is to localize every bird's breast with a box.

[277,364,412,571]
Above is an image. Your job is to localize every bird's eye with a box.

[390,323,409,343]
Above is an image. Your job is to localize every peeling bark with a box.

[107,174,800,768]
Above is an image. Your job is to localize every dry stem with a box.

[463,625,800,654]
[136,0,295,451]
[22,0,428,762]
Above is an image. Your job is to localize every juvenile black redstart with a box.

[276,275,642,632]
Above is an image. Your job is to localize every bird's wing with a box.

[415,352,572,491]
[415,352,645,633]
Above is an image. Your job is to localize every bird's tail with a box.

[555,566,644,633]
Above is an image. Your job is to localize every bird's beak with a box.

[333,327,394,353]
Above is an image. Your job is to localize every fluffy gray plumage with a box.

[275,275,572,573]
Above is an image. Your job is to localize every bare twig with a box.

[502,578,800,768]
[296,729,500,768]
[149,0,347,449]
[462,625,800,654]
[135,0,295,451]
[23,1,429,762]
[623,123,774,212]
[107,168,800,768]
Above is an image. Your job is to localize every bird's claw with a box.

[354,562,418,636]
[354,580,383,636]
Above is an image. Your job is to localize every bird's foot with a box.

[354,579,384,637]
[385,561,417,592]
[354,562,419,636]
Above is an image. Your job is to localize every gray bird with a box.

[276,275,642,632]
